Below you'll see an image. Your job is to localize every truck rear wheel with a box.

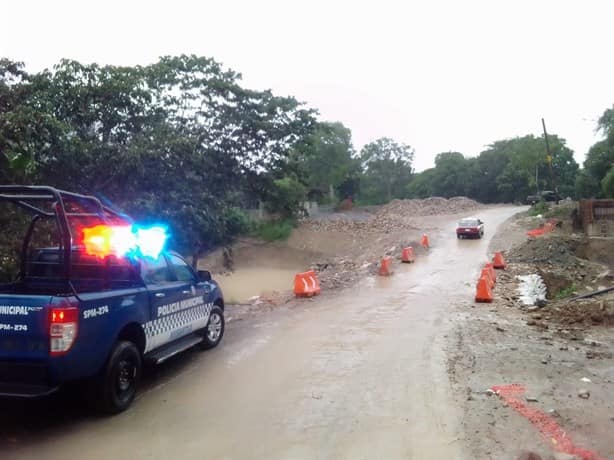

[96,340,142,414]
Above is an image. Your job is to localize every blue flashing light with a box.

[133,225,168,259]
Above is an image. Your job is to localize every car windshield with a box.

[459,219,479,226]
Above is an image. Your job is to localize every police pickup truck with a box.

[0,186,224,413]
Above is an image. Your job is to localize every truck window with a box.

[168,254,195,283]
[141,256,172,285]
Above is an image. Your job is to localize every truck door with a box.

[141,255,183,352]
[140,254,210,353]
[166,253,211,331]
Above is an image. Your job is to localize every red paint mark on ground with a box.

[490,384,605,460]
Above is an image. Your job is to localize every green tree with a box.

[0,55,317,264]
[263,176,307,219]
[578,105,614,198]
[575,170,601,198]
[406,168,436,198]
[301,121,357,201]
[602,166,614,198]
[359,137,414,203]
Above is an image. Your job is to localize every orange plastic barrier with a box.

[379,256,393,276]
[493,252,507,269]
[485,263,497,283]
[401,247,415,263]
[294,270,321,297]
[481,268,495,288]
[421,234,430,249]
[527,218,560,238]
[475,275,494,302]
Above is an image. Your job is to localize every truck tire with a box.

[96,340,142,414]
[199,305,225,350]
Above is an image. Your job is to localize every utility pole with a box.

[541,118,558,202]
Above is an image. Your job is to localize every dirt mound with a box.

[375,196,481,219]
[304,197,481,234]
[507,234,583,266]
[540,298,614,327]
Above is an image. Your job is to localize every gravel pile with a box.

[304,197,481,233]
[375,196,482,219]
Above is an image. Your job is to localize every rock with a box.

[484,389,496,396]
[577,389,590,399]
[525,396,539,402]
[586,350,595,359]
[547,409,560,417]
[559,345,568,351]
[496,326,505,332]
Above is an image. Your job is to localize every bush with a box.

[223,208,251,236]
[250,219,295,241]
[529,201,549,216]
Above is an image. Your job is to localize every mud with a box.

[0,206,521,460]
[450,208,614,460]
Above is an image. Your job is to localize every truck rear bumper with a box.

[0,382,59,398]
[0,361,58,397]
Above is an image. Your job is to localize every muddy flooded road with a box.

[199,243,317,304]
[1,206,523,460]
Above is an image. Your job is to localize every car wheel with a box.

[96,341,141,414]
[456,234,461,239]
[199,305,225,350]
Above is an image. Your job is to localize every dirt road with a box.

[1,206,523,460]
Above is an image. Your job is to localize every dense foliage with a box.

[0,56,316,262]
[1,55,611,260]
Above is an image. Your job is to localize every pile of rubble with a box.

[375,196,482,218]
[506,234,610,297]
[303,196,481,234]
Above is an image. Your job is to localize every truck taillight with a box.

[49,306,79,356]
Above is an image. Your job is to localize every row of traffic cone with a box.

[379,234,430,276]
[296,234,432,295]
[475,252,507,302]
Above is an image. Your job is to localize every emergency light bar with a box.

[82,224,168,259]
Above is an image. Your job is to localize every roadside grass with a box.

[528,201,549,216]
[250,219,295,241]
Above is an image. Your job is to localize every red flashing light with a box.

[82,225,115,258]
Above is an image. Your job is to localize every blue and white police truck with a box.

[0,186,225,413]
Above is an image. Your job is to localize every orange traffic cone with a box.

[401,247,415,263]
[475,275,494,303]
[480,268,494,288]
[379,256,393,276]
[294,270,321,297]
[485,263,496,283]
[421,234,430,249]
[493,252,507,269]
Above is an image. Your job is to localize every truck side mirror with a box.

[197,270,212,282]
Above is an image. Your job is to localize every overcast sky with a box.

[2,0,613,171]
